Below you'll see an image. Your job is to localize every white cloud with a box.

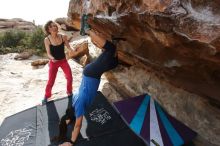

[0,0,69,25]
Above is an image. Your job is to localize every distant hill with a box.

[0,18,36,32]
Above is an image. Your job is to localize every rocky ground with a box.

[0,53,80,125]
[0,35,120,126]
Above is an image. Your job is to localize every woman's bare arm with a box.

[63,35,74,51]
[44,38,54,60]
[71,116,83,143]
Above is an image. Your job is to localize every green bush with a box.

[0,30,26,48]
[0,26,45,55]
[27,27,45,53]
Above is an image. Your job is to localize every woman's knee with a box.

[89,30,106,48]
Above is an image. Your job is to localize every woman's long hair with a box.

[53,107,76,142]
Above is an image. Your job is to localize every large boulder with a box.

[67,41,90,67]
[67,0,220,145]
[68,0,220,102]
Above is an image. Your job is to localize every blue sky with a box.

[0,0,69,25]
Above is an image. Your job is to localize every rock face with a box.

[0,18,36,32]
[55,18,79,31]
[67,0,220,145]
[68,0,220,102]
[66,41,90,66]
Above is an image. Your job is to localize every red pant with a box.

[45,59,73,98]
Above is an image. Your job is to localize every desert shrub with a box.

[0,30,26,48]
[26,27,45,53]
[0,26,45,55]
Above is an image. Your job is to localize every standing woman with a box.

[43,21,74,104]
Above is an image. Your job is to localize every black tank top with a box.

[48,35,65,60]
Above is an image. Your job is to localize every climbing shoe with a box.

[80,14,91,36]
[41,98,48,105]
